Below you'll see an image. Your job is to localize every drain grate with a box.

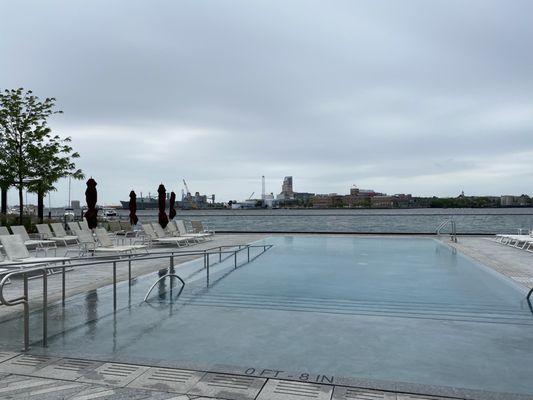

[273,381,323,398]
[79,362,150,387]
[0,354,58,374]
[10,355,54,367]
[208,374,257,390]
[334,386,396,399]
[0,351,18,364]
[257,379,333,400]
[33,358,103,380]
[397,394,448,400]
[128,367,205,392]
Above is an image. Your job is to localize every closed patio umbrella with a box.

[169,191,176,220]
[158,184,169,228]
[84,177,98,229]
[129,190,138,225]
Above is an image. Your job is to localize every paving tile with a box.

[22,381,90,399]
[0,354,59,374]
[67,385,120,400]
[69,386,175,400]
[32,357,104,380]
[333,386,397,399]
[0,374,86,398]
[396,394,448,400]
[0,350,19,364]
[78,362,150,387]
[256,379,333,400]
[187,372,266,400]
[128,366,205,393]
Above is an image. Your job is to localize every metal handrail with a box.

[144,243,274,302]
[0,267,48,352]
[0,242,273,352]
[436,219,457,243]
[144,274,185,302]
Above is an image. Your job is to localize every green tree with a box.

[27,139,84,222]
[0,129,16,214]
[0,88,82,223]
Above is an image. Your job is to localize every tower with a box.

[262,175,266,200]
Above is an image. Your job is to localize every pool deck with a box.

[444,235,533,293]
[2,351,530,400]
[1,233,533,400]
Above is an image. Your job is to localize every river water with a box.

[114,208,533,234]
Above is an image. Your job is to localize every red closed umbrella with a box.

[158,184,169,228]
[84,178,98,229]
[129,190,138,225]
[169,191,176,220]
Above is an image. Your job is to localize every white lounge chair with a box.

[81,218,91,231]
[35,223,76,247]
[175,220,210,242]
[94,228,148,255]
[141,223,190,247]
[67,221,81,235]
[191,220,215,237]
[119,220,138,237]
[0,235,70,269]
[10,225,58,255]
[50,222,79,245]
[152,223,191,246]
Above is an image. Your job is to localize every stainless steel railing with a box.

[0,243,273,352]
[436,218,457,242]
[0,267,48,351]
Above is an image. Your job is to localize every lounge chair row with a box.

[495,234,533,252]
[139,220,213,248]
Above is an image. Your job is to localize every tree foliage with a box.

[0,88,83,221]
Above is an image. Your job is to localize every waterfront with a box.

[105,208,533,234]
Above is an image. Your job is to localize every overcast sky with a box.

[2,0,533,206]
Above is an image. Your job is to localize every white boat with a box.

[64,208,75,221]
[103,209,118,220]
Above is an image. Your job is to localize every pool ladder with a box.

[436,219,457,242]
[143,244,274,302]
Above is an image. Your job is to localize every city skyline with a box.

[2,1,533,205]
[4,174,532,208]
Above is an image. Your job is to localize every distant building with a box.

[263,193,276,208]
[294,192,315,203]
[370,194,412,209]
[501,195,530,207]
[345,185,384,207]
[371,196,394,208]
[312,194,345,208]
[277,176,295,200]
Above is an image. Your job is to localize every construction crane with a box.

[182,179,191,197]
[248,192,255,200]
[182,179,197,209]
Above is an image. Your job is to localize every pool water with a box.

[2,236,533,396]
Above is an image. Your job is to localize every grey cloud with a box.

[1,0,533,204]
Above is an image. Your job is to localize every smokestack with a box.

[261,175,266,200]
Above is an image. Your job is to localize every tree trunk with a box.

[1,186,7,215]
[18,184,23,225]
[37,190,44,223]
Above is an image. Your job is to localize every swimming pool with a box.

[2,236,533,397]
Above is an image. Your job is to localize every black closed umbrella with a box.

[169,191,176,220]
[84,178,98,229]
[129,190,138,225]
[158,184,169,228]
